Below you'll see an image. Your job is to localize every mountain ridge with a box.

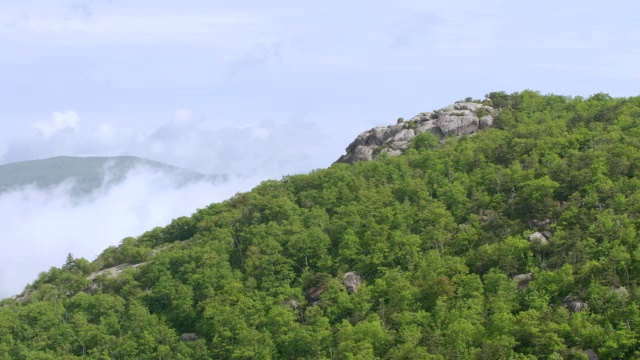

[0,155,227,195]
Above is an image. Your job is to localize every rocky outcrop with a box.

[304,287,325,306]
[14,289,32,303]
[585,349,599,360]
[179,333,200,342]
[343,272,362,293]
[83,283,99,294]
[527,218,551,229]
[87,263,146,281]
[528,232,550,246]
[564,296,588,312]
[284,299,300,310]
[335,100,496,164]
[512,272,533,291]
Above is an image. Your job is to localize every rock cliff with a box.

[335,100,496,164]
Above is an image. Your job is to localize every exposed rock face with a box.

[284,299,300,310]
[528,232,549,246]
[83,283,99,294]
[87,263,146,281]
[527,218,551,229]
[304,287,325,306]
[585,349,599,360]
[14,289,32,303]
[335,101,496,164]
[343,272,362,293]
[179,333,199,342]
[512,273,533,291]
[564,296,588,312]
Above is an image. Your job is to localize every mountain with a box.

[3,91,640,359]
[0,156,227,195]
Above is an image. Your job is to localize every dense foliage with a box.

[3,91,640,359]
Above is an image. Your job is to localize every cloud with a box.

[173,109,194,124]
[96,122,115,140]
[136,115,329,176]
[2,109,330,177]
[249,125,270,139]
[388,11,442,49]
[0,163,264,299]
[0,10,267,46]
[65,0,114,20]
[226,42,283,78]
[32,110,80,139]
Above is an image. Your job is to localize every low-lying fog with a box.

[0,165,265,299]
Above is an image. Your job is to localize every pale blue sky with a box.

[1,0,639,176]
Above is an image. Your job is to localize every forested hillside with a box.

[3,91,640,359]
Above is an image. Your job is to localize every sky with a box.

[0,0,639,297]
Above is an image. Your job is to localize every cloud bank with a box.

[0,164,264,299]
[32,110,80,139]
[0,109,335,177]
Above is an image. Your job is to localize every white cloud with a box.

[173,109,194,124]
[0,11,268,46]
[250,125,271,139]
[32,110,80,139]
[226,42,283,77]
[0,164,264,299]
[96,122,114,140]
[3,109,331,176]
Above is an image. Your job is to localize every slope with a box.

[2,91,640,359]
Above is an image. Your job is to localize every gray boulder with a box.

[527,218,551,229]
[343,272,362,293]
[564,296,588,312]
[585,349,599,360]
[336,145,375,164]
[435,112,479,136]
[14,289,32,303]
[512,272,533,291]
[388,129,415,144]
[380,148,403,157]
[180,333,200,342]
[479,115,494,129]
[567,300,588,312]
[284,299,300,310]
[453,102,484,111]
[83,283,99,294]
[528,232,549,246]
[304,287,326,306]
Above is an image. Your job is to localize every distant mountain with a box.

[0,156,226,195]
